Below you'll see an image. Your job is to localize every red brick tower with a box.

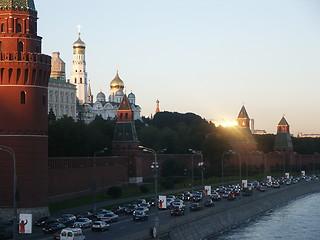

[0,0,51,220]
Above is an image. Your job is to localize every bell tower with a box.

[0,0,51,220]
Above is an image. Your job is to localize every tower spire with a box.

[155,100,160,114]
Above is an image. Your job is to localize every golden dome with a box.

[110,71,124,90]
[73,33,86,48]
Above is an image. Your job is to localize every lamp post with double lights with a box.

[0,145,17,240]
[189,149,204,189]
[93,147,108,212]
[139,146,159,239]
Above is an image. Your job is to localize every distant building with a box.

[297,133,320,138]
[274,116,293,153]
[48,52,77,119]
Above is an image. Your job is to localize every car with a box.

[140,202,151,209]
[35,216,58,226]
[259,186,267,192]
[227,193,236,200]
[136,206,149,213]
[135,199,147,206]
[190,203,202,211]
[273,182,281,188]
[72,218,92,228]
[171,200,185,210]
[100,212,119,223]
[111,206,123,214]
[43,222,66,234]
[58,214,76,226]
[92,209,110,218]
[170,208,185,216]
[132,210,148,221]
[204,199,214,207]
[123,204,138,215]
[210,193,221,201]
[221,191,229,198]
[53,229,62,240]
[76,212,93,219]
[60,228,86,240]
[91,221,109,231]
[148,198,156,206]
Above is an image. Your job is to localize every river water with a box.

[213,192,320,240]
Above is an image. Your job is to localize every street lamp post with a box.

[189,149,204,189]
[139,146,159,239]
[93,148,108,212]
[0,145,17,240]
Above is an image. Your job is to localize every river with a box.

[213,192,320,240]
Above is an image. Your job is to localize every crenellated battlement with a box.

[0,51,51,64]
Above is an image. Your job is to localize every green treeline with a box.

[48,112,320,161]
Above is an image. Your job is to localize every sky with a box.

[35,0,320,135]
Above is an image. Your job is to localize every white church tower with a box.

[71,30,88,104]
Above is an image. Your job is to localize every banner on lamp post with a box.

[19,214,32,234]
[285,173,290,179]
[158,195,167,209]
[301,171,305,177]
[242,180,247,188]
[204,186,211,196]
[266,176,272,183]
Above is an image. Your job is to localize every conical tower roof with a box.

[0,0,36,11]
[278,116,289,126]
[237,106,250,119]
[118,94,132,111]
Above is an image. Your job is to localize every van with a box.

[60,228,86,240]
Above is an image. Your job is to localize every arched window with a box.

[74,78,77,83]
[0,41,2,52]
[8,68,13,83]
[18,42,23,60]
[21,91,26,104]
[120,113,123,119]
[24,69,29,83]
[125,113,128,119]
[80,78,82,83]
[16,23,22,33]
[1,23,5,32]
[16,68,21,83]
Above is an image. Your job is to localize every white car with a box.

[91,221,109,231]
[72,218,92,228]
[100,212,119,223]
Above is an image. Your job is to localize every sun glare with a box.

[209,120,238,128]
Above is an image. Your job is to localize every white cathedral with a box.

[48,32,141,122]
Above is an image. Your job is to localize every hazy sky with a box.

[35,0,320,134]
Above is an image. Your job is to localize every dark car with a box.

[211,193,222,201]
[77,211,93,219]
[111,206,123,214]
[123,204,138,215]
[170,208,185,216]
[259,186,267,192]
[227,193,236,200]
[35,216,58,227]
[42,222,65,234]
[204,199,214,207]
[58,214,76,226]
[148,198,156,207]
[132,210,148,221]
[190,203,202,211]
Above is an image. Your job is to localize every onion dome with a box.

[73,33,86,48]
[96,91,106,102]
[128,92,135,98]
[0,0,36,12]
[115,89,124,96]
[110,71,124,90]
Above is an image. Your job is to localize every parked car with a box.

[60,228,86,240]
[190,203,202,211]
[43,222,66,234]
[170,208,185,216]
[91,221,109,231]
[72,218,92,228]
[100,212,119,223]
[35,216,58,226]
[204,199,214,207]
[132,210,148,221]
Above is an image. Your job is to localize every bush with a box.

[139,184,149,193]
[107,186,122,198]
